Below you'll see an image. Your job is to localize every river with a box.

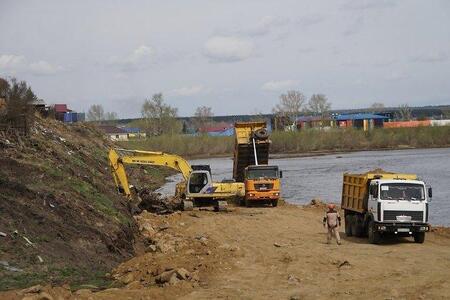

[157,148,450,226]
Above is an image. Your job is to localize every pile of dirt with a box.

[108,210,235,294]
[137,189,182,215]
[0,117,139,290]
[303,197,329,209]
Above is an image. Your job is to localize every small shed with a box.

[54,104,70,113]
[335,113,388,131]
[123,127,146,139]
[199,123,234,136]
[296,116,334,129]
[98,125,129,141]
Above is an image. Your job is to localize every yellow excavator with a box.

[108,148,245,211]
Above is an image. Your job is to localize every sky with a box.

[1,0,449,118]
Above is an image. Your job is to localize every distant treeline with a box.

[118,126,450,158]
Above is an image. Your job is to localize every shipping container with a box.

[77,113,86,122]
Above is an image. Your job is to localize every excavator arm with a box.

[108,148,192,198]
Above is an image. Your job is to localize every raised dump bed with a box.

[233,121,270,182]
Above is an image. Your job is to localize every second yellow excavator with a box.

[108,148,245,211]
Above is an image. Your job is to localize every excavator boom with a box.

[108,148,192,198]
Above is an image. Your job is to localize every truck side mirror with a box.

[428,187,432,199]
[279,171,283,178]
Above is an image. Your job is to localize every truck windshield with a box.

[246,168,278,179]
[380,183,425,201]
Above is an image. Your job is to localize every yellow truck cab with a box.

[244,165,282,206]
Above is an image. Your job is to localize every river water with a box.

[157,148,450,226]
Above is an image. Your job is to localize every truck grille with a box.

[254,183,273,191]
[383,210,423,222]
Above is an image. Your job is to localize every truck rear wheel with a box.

[368,220,381,244]
[345,215,353,237]
[352,215,364,237]
[413,232,425,243]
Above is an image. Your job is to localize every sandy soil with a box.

[4,203,450,300]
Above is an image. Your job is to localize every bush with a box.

[117,126,450,157]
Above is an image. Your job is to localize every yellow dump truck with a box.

[233,122,282,207]
[341,169,432,244]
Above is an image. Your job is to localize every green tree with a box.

[141,93,181,135]
[1,77,37,121]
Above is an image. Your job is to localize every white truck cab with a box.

[369,179,431,225]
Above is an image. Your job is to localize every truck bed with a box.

[233,122,270,182]
[341,169,418,213]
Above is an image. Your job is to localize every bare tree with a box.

[396,104,412,121]
[141,93,181,135]
[193,106,214,131]
[307,94,331,118]
[87,104,105,121]
[370,102,385,113]
[0,78,9,117]
[272,90,306,125]
[105,111,118,121]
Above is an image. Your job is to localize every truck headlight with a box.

[273,192,279,196]
[420,226,428,231]
[378,225,387,231]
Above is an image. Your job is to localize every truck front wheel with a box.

[271,199,278,207]
[413,232,425,243]
[345,215,353,237]
[368,220,381,244]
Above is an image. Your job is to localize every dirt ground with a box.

[4,202,450,300]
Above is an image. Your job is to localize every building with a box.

[123,127,146,139]
[296,116,334,130]
[98,125,129,141]
[199,123,234,136]
[335,113,388,131]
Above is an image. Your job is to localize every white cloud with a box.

[384,71,407,81]
[168,85,207,97]
[296,15,324,27]
[108,45,155,71]
[0,54,64,76]
[0,54,26,72]
[242,16,289,37]
[204,36,254,63]
[411,52,448,63]
[29,60,64,75]
[261,80,299,91]
[215,16,289,38]
[342,0,396,10]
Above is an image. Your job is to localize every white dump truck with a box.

[341,169,432,244]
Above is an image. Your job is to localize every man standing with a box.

[323,203,341,245]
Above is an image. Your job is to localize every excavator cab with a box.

[188,171,212,194]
